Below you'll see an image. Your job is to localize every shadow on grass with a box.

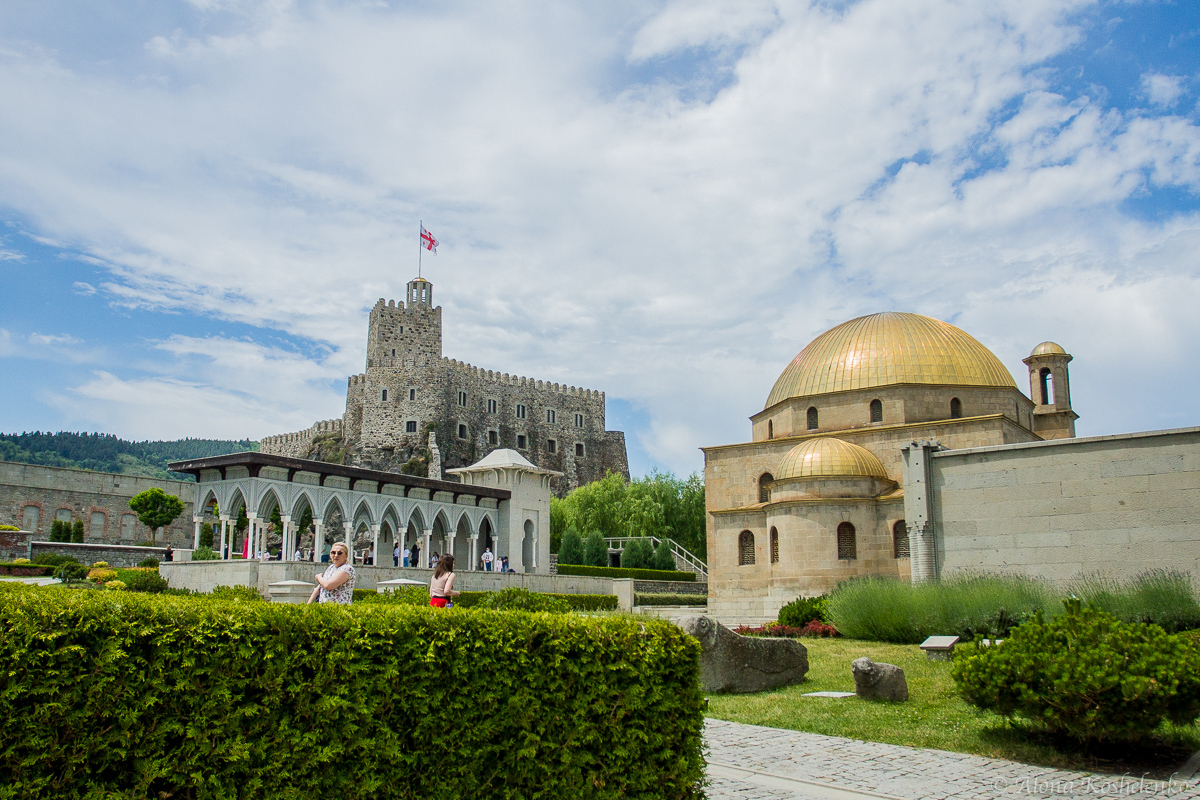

[976,723,1199,780]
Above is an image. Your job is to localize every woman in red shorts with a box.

[429,554,459,608]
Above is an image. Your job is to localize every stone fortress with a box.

[704,311,1200,622]
[262,277,629,495]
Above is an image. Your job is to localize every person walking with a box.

[307,543,356,604]
[429,554,459,608]
[482,547,494,572]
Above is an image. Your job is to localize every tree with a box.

[653,539,676,572]
[621,538,654,570]
[558,527,584,565]
[71,519,84,543]
[128,488,185,544]
[583,530,608,567]
[199,523,214,548]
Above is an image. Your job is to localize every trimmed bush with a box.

[10,558,30,564]
[583,530,608,567]
[0,524,19,531]
[209,585,263,602]
[635,593,707,607]
[363,587,620,613]
[733,622,837,638]
[652,540,676,573]
[32,554,79,568]
[123,570,169,594]
[556,564,695,582]
[0,564,53,577]
[0,586,704,798]
[558,528,585,565]
[621,538,655,570]
[778,595,827,628]
[558,593,619,612]
[475,587,570,613]
[137,558,160,569]
[91,561,109,569]
[953,599,1200,742]
[87,568,117,584]
[199,523,214,549]
[191,545,219,561]
[53,563,89,582]
[71,519,84,543]
[103,580,126,591]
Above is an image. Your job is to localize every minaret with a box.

[1023,342,1077,440]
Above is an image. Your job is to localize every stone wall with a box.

[0,529,35,562]
[29,541,171,568]
[0,461,195,549]
[261,281,630,494]
[161,560,617,598]
[925,426,1200,586]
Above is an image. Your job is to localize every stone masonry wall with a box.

[29,541,171,569]
[261,285,630,494]
[260,419,343,459]
[0,461,195,549]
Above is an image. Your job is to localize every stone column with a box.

[313,520,325,562]
[370,524,380,567]
[218,516,229,560]
[193,518,202,549]
[423,529,433,567]
[280,515,292,561]
[470,535,478,571]
[245,514,258,559]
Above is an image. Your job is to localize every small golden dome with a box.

[1030,341,1066,356]
[776,437,889,481]
[766,312,1017,408]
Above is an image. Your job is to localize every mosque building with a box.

[703,312,1200,622]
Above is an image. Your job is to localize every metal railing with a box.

[603,536,707,581]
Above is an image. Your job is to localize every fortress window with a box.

[409,388,416,401]
[391,349,395,357]
[759,473,773,504]
[21,505,39,532]
[574,413,584,427]
[768,420,773,439]
[546,409,556,424]
[837,522,857,560]
[381,389,388,401]
[457,391,467,407]
[399,326,403,333]
[405,421,418,433]
[517,434,527,449]
[738,531,755,566]
[548,439,557,454]
[807,406,818,430]
[950,397,962,419]
[870,399,883,422]
[770,527,779,563]
[1039,368,1053,405]
[893,520,910,559]
[488,429,498,445]
[457,424,468,439]
[487,399,497,414]
[575,442,585,457]
[516,404,527,420]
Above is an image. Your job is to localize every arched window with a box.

[1039,367,1053,405]
[836,522,856,560]
[869,399,883,423]
[768,420,773,440]
[738,531,755,565]
[770,527,779,563]
[950,397,962,419]
[893,520,909,559]
[807,406,819,430]
[759,473,773,504]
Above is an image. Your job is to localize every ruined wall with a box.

[260,419,343,459]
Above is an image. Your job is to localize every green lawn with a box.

[705,637,1200,777]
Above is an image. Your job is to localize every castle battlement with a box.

[443,358,605,400]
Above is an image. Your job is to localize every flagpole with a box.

[418,220,422,279]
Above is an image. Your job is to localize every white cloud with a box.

[1141,72,1186,109]
[0,0,1198,472]
[72,281,96,294]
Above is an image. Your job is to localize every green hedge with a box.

[0,586,703,799]
[635,593,707,607]
[361,587,620,612]
[556,564,695,582]
[0,564,53,576]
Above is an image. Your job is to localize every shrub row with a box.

[732,621,838,638]
[825,571,1200,644]
[777,595,827,628]
[556,564,695,582]
[0,563,53,577]
[357,586,619,612]
[0,585,703,799]
[635,593,707,607]
[954,599,1200,742]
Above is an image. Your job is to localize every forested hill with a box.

[0,432,257,481]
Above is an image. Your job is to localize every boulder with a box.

[678,616,809,693]
[851,657,908,702]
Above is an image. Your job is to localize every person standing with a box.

[403,545,411,568]
[430,552,439,570]
[393,543,400,567]
[482,547,494,572]
[410,542,420,569]
[307,543,356,604]
[429,554,459,608]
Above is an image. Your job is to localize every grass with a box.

[705,637,1200,777]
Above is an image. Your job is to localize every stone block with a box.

[678,615,808,693]
[851,657,908,702]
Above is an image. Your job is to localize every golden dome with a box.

[1030,341,1066,356]
[776,437,889,481]
[765,312,1017,408]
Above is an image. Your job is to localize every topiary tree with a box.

[583,530,608,567]
[48,520,62,543]
[71,519,84,543]
[621,538,655,570]
[199,523,214,549]
[653,539,676,572]
[558,528,584,565]
[128,488,184,544]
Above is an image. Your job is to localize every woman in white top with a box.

[307,543,356,604]
[429,554,459,609]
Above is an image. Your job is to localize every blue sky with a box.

[1,0,1198,478]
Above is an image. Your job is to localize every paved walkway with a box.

[704,719,1200,800]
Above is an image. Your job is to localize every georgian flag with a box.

[420,225,439,253]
